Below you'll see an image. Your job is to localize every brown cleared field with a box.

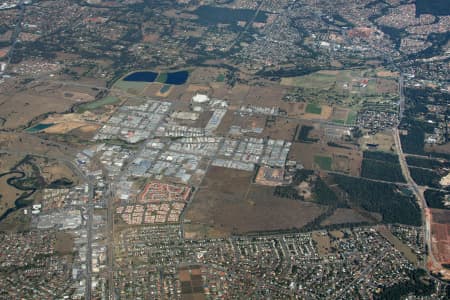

[38,112,103,135]
[0,93,79,129]
[0,153,22,173]
[184,167,327,238]
[312,231,332,256]
[376,70,399,78]
[0,81,98,129]
[41,161,79,186]
[215,110,235,135]
[425,142,450,155]
[243,85,287,106]
[375,78,398,94]
[279,102,305,118]
[331,107,349,122]
[0,132,76,158]
[430,209,450,267]
[263,117,298,141]
[321,208,372,226]
[361,131,396,152]
[54,232,74,255]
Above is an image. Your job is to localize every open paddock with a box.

[289,142,362,176]
[184,167,327,238]
[321,208,372,226]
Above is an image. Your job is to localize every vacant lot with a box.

[184,167,326,238]
[321,208,372,226]
[312,231,331,256]
[54,232,74,255]
[263,117,298,141]
[361,131,395,152]
[430,209,450,266]
[0,80,98,129]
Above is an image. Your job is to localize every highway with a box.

[85,177,94,300]
[4,0,26,73]
[393,127,441,274]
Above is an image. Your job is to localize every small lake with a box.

[123,71,158,82]
[160,84,171,94]
[123,70,189,85]
[25,123,55,133]
[165,71,189,85]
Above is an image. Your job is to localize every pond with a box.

[25,123,55,133]
[159,84,171,94]
[123,70,189,85]
[123,71,158,82]
[165,71,189,85]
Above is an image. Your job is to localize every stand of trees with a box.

[361,151,405,183]
[406,156,449,169]
[332,174,421,226]
[424,190,448,210]
[409,167,442,189]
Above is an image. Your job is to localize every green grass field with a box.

[314,155,332,171]
[306,103,322,114]
[114,80,148,93]
[76,96,120,113]
[280,69,398,112]
[216,74,225,82]
[156,73,168,83]
[346,111,357,125]
[281,70,357,89]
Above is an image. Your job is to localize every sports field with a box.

[306,103,322,114]
[314,155,332,171]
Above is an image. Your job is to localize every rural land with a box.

[0,0,449,299]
